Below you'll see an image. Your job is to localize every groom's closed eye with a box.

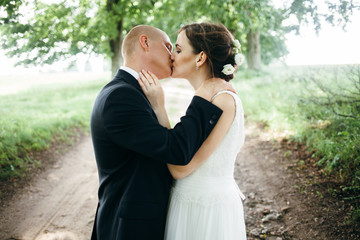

[165,43,173,53]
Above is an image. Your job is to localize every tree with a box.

[150,0,288,70]
[0,0,154,76]
[1,0,359,73]
[2,0,286,72]
[0,0,23,24]
[153,0,359,70]
[286,0,360,33]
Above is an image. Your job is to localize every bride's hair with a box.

[180,22,237,82]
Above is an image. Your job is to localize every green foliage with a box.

[0,0,23,24]
[1,1,92,65]
[288,0,360,33]
[234,67,303,131]
[235,65,360,181]
[0,0,155,66]
[234,64,360,222]
[151,0,288,65]
[0,0,358,69]
[0,77,107,179]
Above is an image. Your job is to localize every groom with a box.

[90,25,224,239]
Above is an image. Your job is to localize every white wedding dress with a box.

[164,91,247,240]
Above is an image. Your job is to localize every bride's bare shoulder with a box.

[211,92,236,117]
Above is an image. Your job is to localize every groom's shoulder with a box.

[98,78,144,107]
[102,77,137,95]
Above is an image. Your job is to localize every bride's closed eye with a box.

[175,43,182,54]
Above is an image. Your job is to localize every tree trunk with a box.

[110,20,123,77]
[246,30,261,70]
[107,0,123,77]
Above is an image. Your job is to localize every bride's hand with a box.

[139,70,171,129]
[138,70,165,109]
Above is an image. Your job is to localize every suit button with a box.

[211,115,218,120]
[209,119,215,125]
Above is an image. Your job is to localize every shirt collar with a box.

[120,66,139,80]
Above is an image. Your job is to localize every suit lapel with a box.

[114,69,141,90]
[113,69,149,99]
[113,69,157,119]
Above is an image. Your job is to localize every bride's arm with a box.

[139,71,236,179]
[167,93,236,179]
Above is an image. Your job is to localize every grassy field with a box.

[0,73,109,178]
[234,65,360,179]
[233,64,360,221]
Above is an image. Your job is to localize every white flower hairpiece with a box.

[221,39,245,75]
[235,53,245,66]
[222,64,235,75]
[233,39,241,52]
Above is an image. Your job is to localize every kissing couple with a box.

[90,22,247,240]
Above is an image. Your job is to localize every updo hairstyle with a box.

[180,22,237,81]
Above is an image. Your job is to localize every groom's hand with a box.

[195,78,237,102]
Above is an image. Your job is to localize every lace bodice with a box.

[188,91,245,178]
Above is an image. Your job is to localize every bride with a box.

[139,22,247,239]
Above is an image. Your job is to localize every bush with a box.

[233,64,360,221]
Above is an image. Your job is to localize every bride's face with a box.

[171,31,198,79]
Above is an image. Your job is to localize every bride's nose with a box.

[170,53,175,61]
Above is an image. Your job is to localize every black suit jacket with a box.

[90,69,222,239]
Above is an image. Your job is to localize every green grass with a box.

[234,68,300,130]
[233,64,360,221]
[233,65,360,178]
[0,75,108,178]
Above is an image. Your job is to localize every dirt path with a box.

[0,136,98,240]
[0,78,358,239]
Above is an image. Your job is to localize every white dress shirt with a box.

[120,66,139,80]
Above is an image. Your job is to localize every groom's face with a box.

[148,31,173,79]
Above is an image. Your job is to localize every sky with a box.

[284,14,360,65]
[0,3,359,75]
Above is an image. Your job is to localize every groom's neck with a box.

[123,60,141,73]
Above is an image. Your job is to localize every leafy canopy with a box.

[0,0,358,67]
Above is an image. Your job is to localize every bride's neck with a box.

[189,71,211,90]
[189,78,203,90]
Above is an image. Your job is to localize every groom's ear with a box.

[196,51,208,67]
[139,35,150,51]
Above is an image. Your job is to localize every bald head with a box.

[122,25,173,79]
[122,25,165,59]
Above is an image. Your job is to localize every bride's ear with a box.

[139,35,150,51]
[196,51,207,68]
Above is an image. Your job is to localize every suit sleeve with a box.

[103,86,222,165]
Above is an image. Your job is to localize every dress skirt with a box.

[164,176,246,240]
